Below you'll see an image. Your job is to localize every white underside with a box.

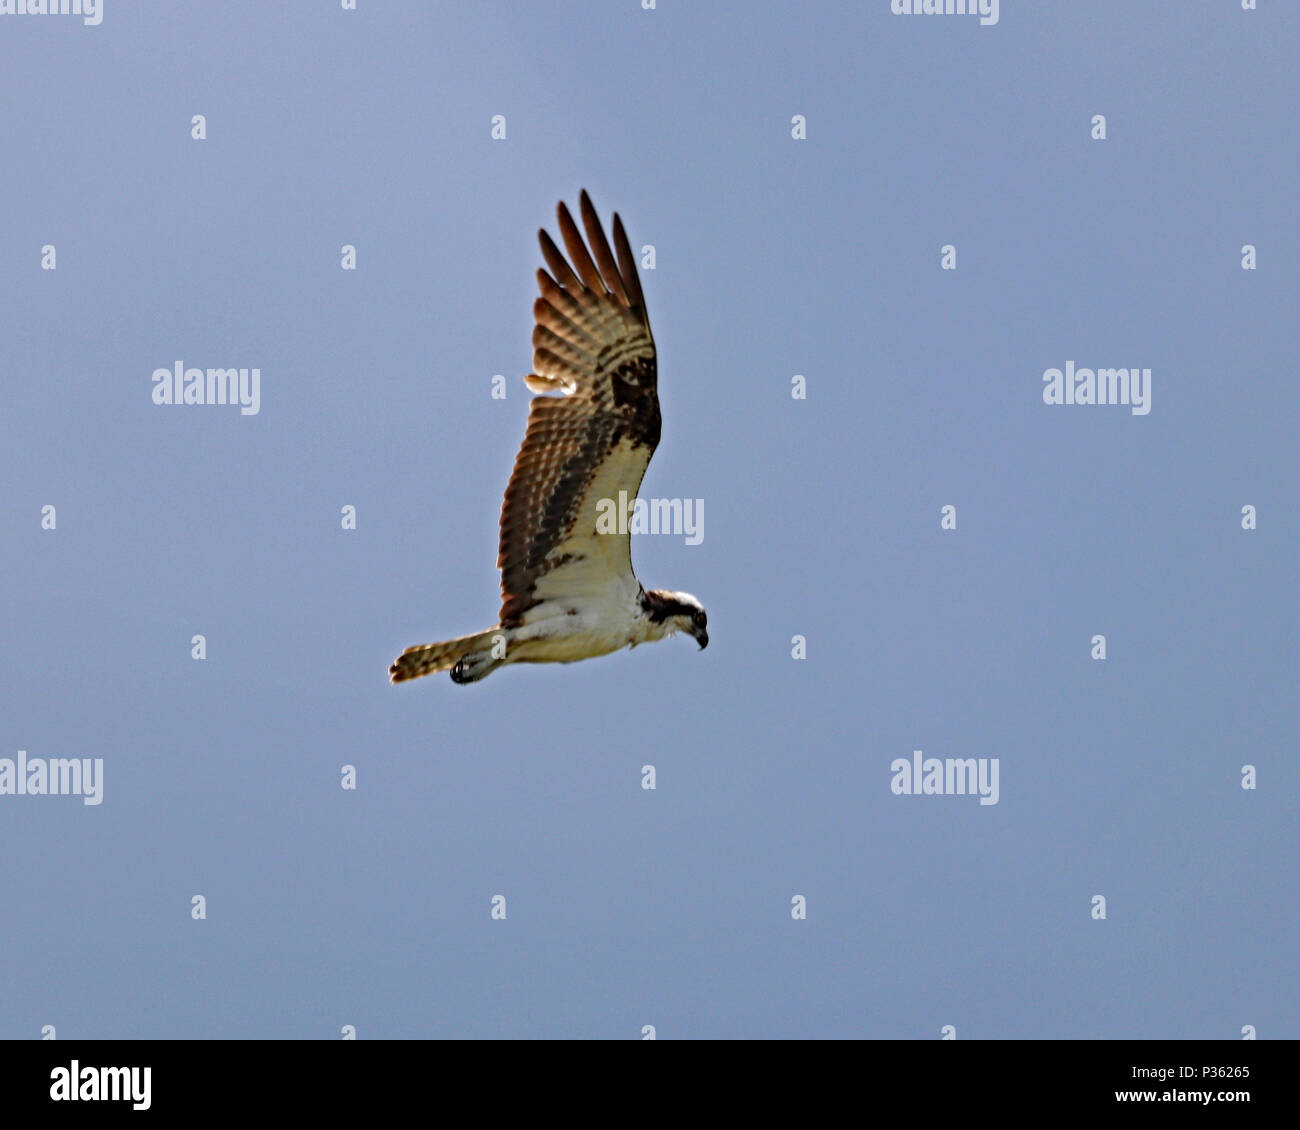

[504,590,672,664]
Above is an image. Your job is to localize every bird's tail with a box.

[389,628,504,684]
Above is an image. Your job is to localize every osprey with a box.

[390,191,708,685]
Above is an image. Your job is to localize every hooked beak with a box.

[691,626,709,651]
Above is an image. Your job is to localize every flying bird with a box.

[390,191,708,685]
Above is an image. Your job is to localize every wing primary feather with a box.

[579,190,629,305]
[538,230,582,291]
[556,200,607,294]
[611,213,645,312]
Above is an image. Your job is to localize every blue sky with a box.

[1,0,1296,1039]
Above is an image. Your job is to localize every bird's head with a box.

[642,589,709,650]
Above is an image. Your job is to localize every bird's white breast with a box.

[508,588,656,663]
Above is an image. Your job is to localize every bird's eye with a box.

[694,611,706,627]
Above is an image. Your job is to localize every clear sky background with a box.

[1,1,1296,1040]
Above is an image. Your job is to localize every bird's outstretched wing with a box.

[497,191,660,627]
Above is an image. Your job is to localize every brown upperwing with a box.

[497,191,661,628]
